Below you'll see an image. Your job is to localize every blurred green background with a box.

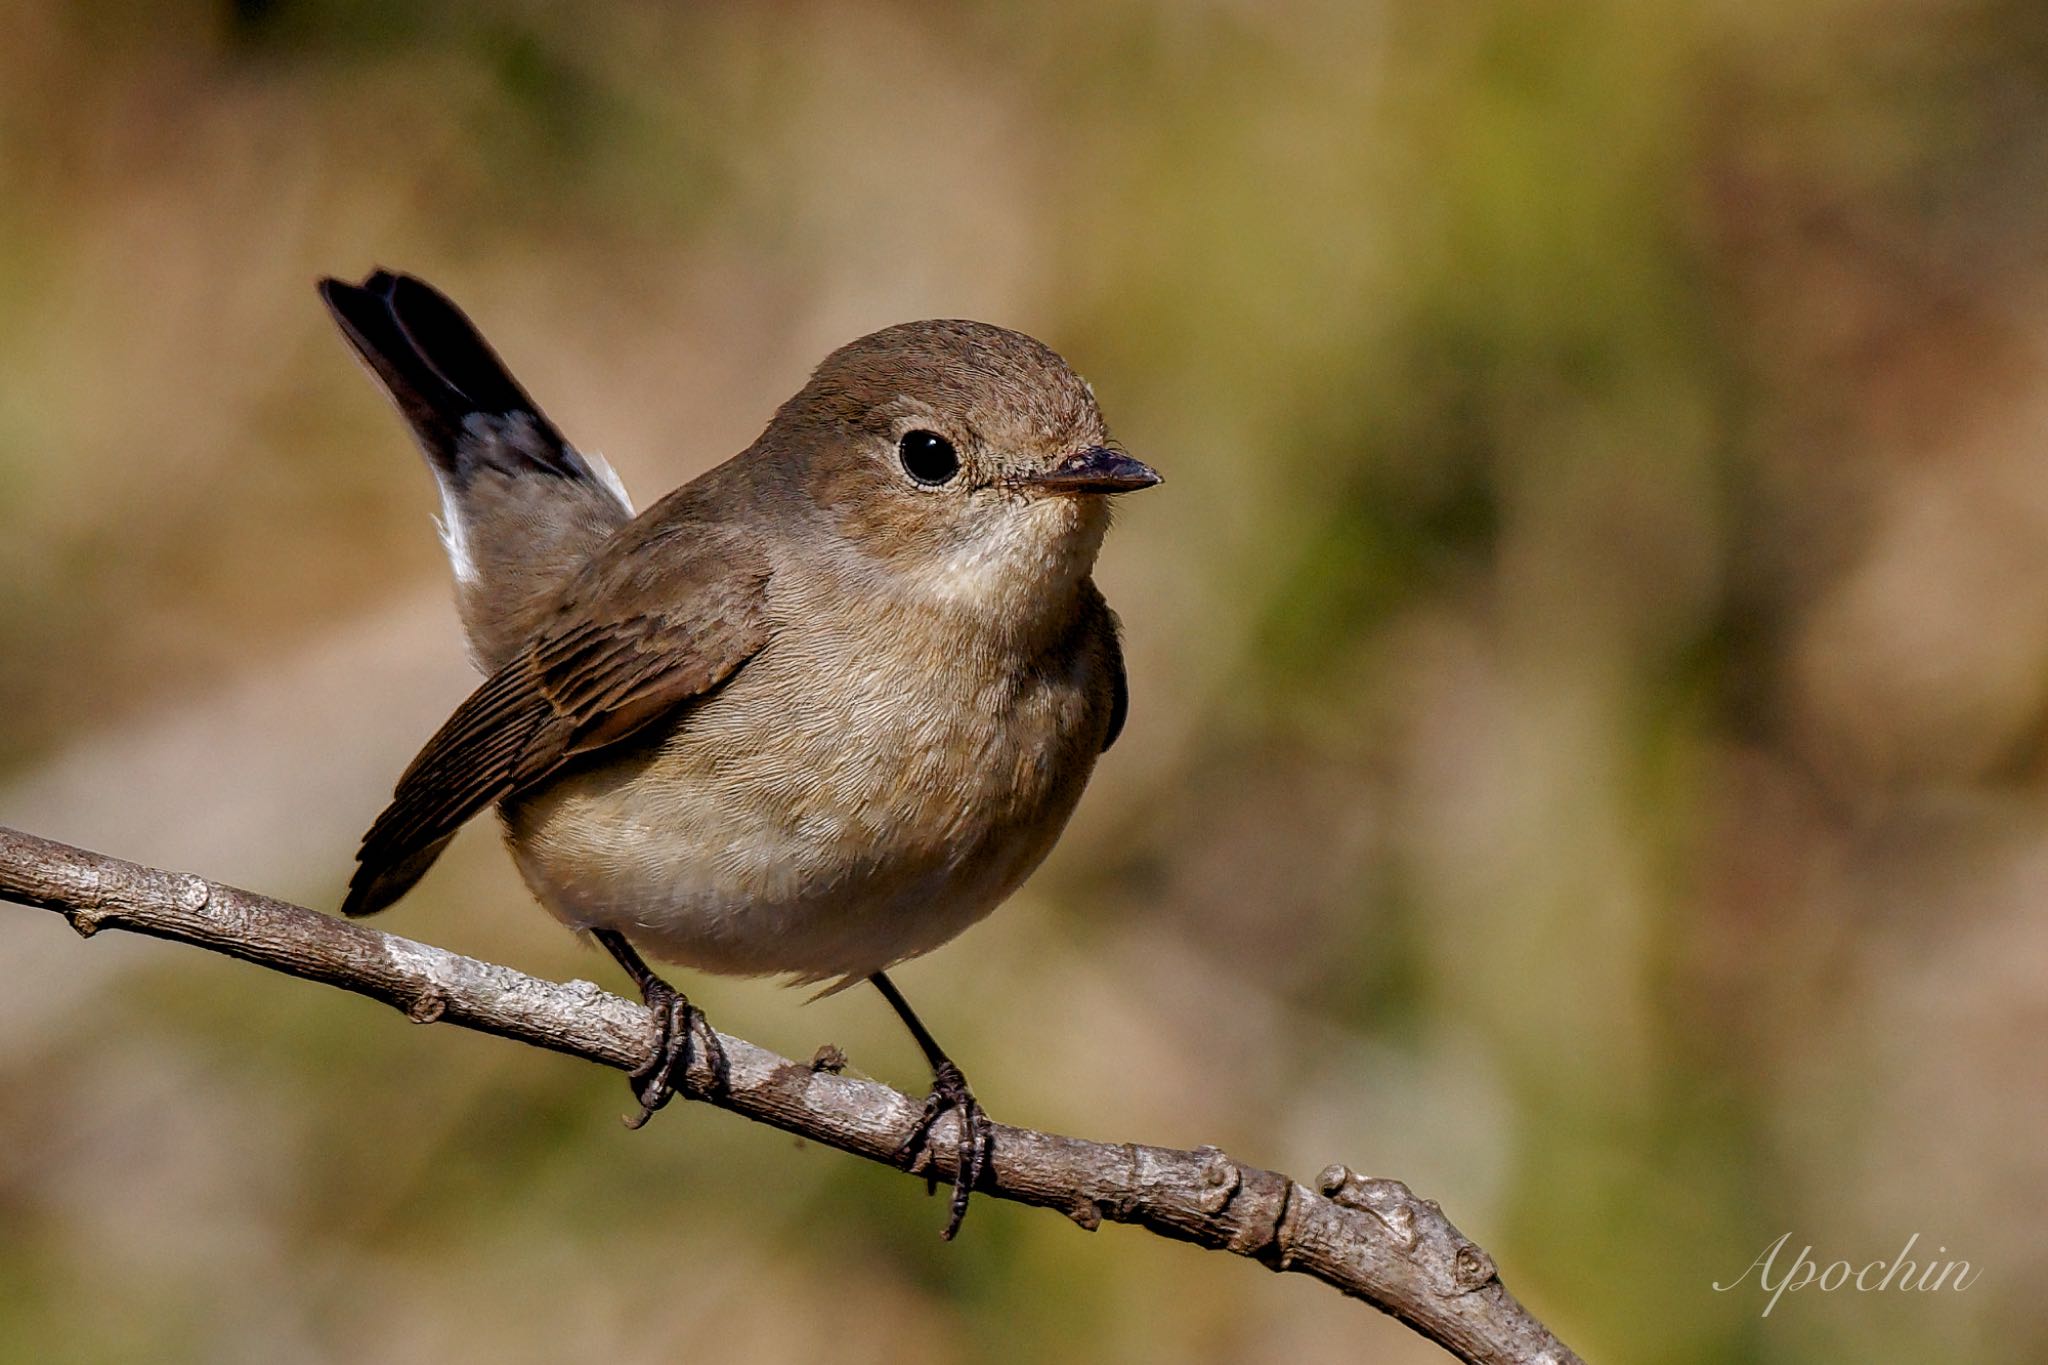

[3,1,2045,1361]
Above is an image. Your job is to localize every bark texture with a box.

[0,824,1583,1365]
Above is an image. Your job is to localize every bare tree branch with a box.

[0,825,1583,1365]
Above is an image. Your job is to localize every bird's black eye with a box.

[898,429,960,486]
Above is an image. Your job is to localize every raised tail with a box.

[319,270,635,671]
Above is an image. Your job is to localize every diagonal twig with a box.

[0,824,1583,1365]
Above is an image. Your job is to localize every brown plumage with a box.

[320,271,636,669]
[320,271,1158,1232]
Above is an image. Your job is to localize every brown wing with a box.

[1102,642,1128,752]
[1080,579,1129,753]
[342,517,770,917]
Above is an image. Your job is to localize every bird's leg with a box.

[871,970,993,1240]
[592,929,726,1127]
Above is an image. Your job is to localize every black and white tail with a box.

[319,270,634,672]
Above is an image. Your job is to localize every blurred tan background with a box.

[3,1,2046,1361]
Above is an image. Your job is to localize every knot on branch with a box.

[1064,1199,1104,1231]
[1453,1239,1499,1293]
[62,864,107,937]
[1194,1145,1243,1214]
[1319,1165,1421,1246]
[1319,1164,1500,1295]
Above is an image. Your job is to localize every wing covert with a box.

[343,522,770,917]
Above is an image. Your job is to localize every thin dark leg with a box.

[871,970,993,1240]
[593,929,725,1127]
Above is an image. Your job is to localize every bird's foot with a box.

[623,976,726,1129]
[894,1058,994,1240]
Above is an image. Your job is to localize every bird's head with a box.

[763,319,1159,616]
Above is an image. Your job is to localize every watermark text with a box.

[1714,1233,1978,1316]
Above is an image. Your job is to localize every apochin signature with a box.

[1715,1232,1980,1316]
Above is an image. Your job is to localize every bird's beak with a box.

[1020,446,1163,496]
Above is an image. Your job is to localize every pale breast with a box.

[503,594,1113,984]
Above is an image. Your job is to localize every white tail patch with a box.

[431,445,629,590]
[583,448,635,515]
[434,482,479,586]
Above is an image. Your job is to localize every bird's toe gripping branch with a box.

[895,1057,995,1240]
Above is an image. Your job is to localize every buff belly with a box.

[498,636,1100,985]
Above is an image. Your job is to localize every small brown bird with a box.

[318,270,1157,1236]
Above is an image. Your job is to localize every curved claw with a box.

[894,1059,995,1239]
[621,984,727,1129]
[624,986,687,1129]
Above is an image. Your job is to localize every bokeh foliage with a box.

[4,2,2047,1361]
